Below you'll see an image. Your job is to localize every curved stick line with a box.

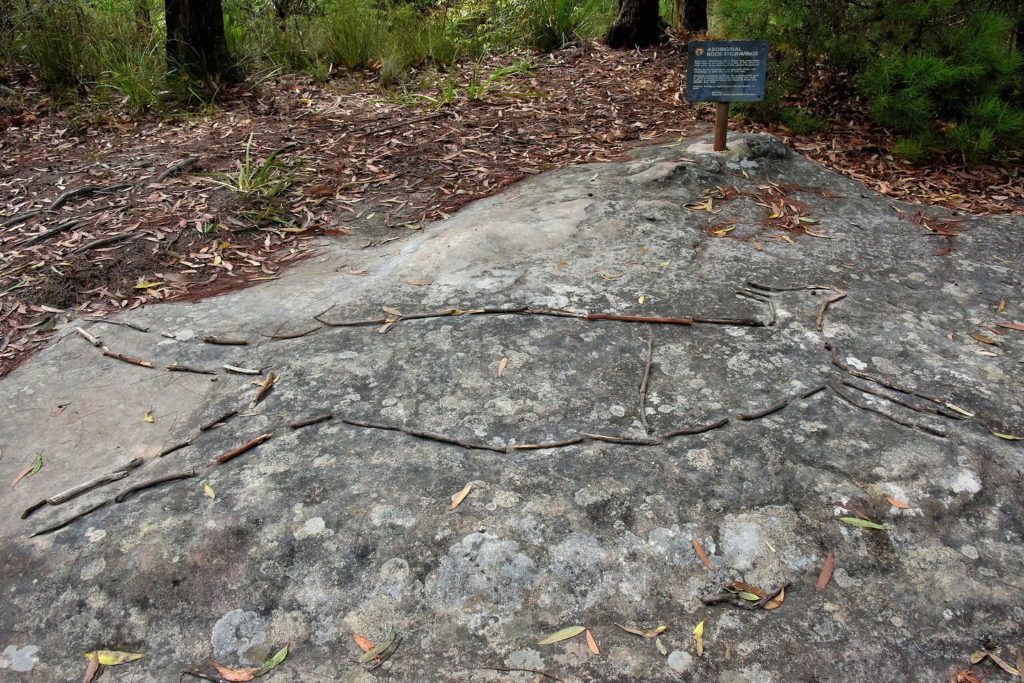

[659,416,730,439]
[29,499,110,538]
[260,324,323,340]
[838,378,964,421]
[114,470,196,503]
[826,343,946,405]
[735,383,829,421]
[638,334,653,433]
[829,382,946,438]
[340,417,506,453]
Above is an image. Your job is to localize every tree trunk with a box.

[683,0,708,33]
[605,0,664,48]
[165,0,239,83]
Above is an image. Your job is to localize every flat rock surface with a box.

[1,134,1022,681]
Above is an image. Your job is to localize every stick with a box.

[40,458,142,507]
[816,289,847,331]
[261,325,322,340]
[250,373,277,408]
[830,383,946,438]
[49,182,132,212]
[101,346,155,368]
[638,334,654,432]
[736,399,789,421]
[114,470,196,503]
[87,318,149,333]
[1,208,40,228]
[223,364,261,375]
[584,313,693,325]
[581,433,665,446]
[801,384,828,399]
[167,363,217,375]
[75,327,101,346]
[289,413,333,429]
[158,440,192,457]
[481,665,564,682]
[154,156,199,182]
[199,409,237,431]
[825,343,945,405]
[29,499,110,538]
[839,379,960,420]
[341,418,505,452]
[74,231,134,253]
[201,336,249,345]
[691,316,766,327]
[209,433,274,465]
[508,437,585,450]
[660,417,730,439]
[20,217,89,247]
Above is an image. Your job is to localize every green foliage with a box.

[716,0,1024,161]
[210,134,299,203]
[519,0,615,50]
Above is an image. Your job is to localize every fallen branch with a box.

[660,416,730,439]
[261,325,322,340]
[508,437,585,451]
[19,217,89,247]
[74,327,101,347]
[29,499,110,538]
[167,362,217,375]
[200,409,237,431]
[158,440,192,457]
[289,413,333,429]
[581,433,664,446]
[830,383,946,438]
[114,470,196,503]
[584,313,693,325]
[638,334,654,433]
[73,230,135,253]
[839,379,961,420]
[481,665,564,682]
[223,364,261,375]
[210,433,274,465]
[736,398,789,421]
[154,156,199,182]
[201,336,249,346]
[101,346,155,368]
[341,417,505,452]
[826,343,944,405]
[87,318,149,333]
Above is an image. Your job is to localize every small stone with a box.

[667,650,694,673]
[959,545,979,560]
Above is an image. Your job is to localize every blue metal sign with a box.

[686,40,769,103]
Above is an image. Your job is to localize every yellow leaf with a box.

[450,483,472,510]
[763,586,785,610]
[538,625,585,644]
[693,620,705,657]
[970,332,999,345]
[993,432,1021,440]
[638,295,645,305]
[83,650,144,666]
[143,411,154,423]
[203,483,215,499]
[134,280,162,289]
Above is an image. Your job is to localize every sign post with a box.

[686,40,769,151]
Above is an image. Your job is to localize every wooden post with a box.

[713,101,729,151]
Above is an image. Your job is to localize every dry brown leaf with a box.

[82,653,101,683]
[323,227,353,236]
[762,586,785,610]
[885,496,911,510]
[996,299,1007,312]
[730,581,766,598]
[585,629,599,655]
[614,623,667,638]
[450,482,472,510]
[969,332,999,345]
[995,321,1024,331]
[497,357,508,378]
[816,552,836,593]
[382,306,402,316]
[211,662,258,682]
[692,538,714,571]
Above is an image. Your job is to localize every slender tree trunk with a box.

[165,0,239,83]
[683,0,708,33]
[605,0,664,48]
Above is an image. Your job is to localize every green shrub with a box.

[716,0,1024,161]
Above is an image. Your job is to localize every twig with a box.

[638,333,654,433]
[49,182,132,212]
[581,433,664,445]
[223,364,261,375]
[0,208,40,228]
[200,409,237,431]
[33,458,143,510]
[260,325,322,340]
[341,417,505,452]
[481,665,564,682]
[19,217,89,247]
[155,156,199,182]
[158,440,192,457]
[830,383,946,438]
[210,433,274,465]
[825,343,944,405]
[691,315,766,327]
[839,379,961,420]
[250,372,277,408]
[167,362,217,375]
[508,437,584,450]
[801,384,828,399]
[736,398,789,421]
[74,231,134,253]
[114,470,196,503]
[584,313,693,325]
[29,499,110,538]
[660,416,730,439]
[702,582,791,610]
[101,346,155,368]
[816,289,847,331]
[289,413,333,429]
[87,318,149,333]
[201,336,249,346]
[75,327,101,347]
